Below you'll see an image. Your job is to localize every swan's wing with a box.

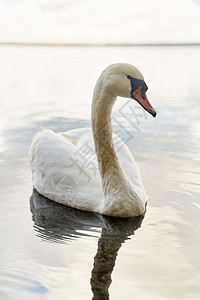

[29,129,103,212]
[60,128,91,146]
[61,128,146,200]
[30,128,146,212]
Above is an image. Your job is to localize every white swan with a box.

[29,63,156,218]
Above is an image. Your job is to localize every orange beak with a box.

[132,86,156,117]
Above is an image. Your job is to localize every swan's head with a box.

[101,63,156,117]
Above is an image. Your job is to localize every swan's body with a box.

[30,63,156,218]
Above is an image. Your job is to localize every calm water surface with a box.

[0,45,200,300]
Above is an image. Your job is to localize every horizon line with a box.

[0,41,200,47]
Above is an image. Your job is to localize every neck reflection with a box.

[30,189,144,299]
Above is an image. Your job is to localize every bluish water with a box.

[0,45,200,300]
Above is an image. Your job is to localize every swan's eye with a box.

[127,75,131,80]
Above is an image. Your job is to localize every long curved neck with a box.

[91,80,132,198]
[91,90,117,176]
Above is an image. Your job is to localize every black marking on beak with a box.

[127,75,148,99]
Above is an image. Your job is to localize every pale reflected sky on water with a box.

[0,45,200,299]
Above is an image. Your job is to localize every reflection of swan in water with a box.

[30,190,144,299]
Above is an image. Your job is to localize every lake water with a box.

[0,45,200,300]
